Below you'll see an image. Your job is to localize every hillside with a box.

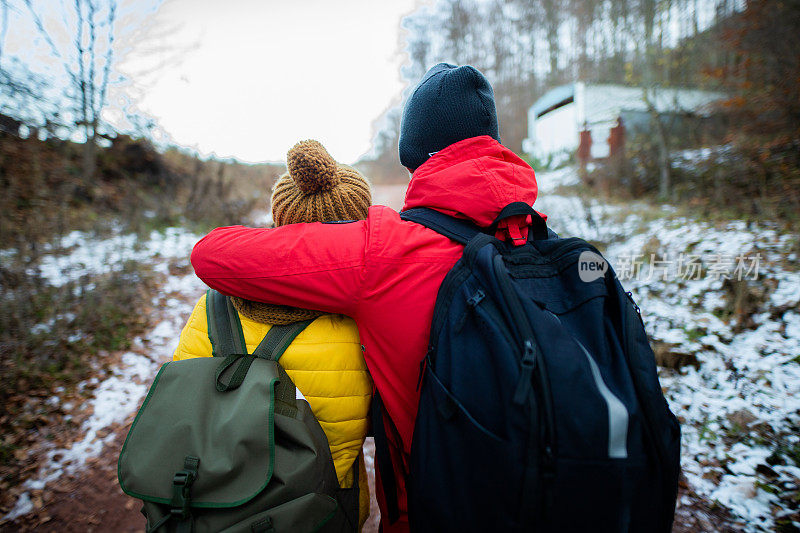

[0,132,284,518]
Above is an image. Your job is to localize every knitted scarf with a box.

[230,296,324,326]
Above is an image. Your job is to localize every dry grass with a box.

[0,132,283,487]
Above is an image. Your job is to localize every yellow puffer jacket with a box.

[173,293,373,528]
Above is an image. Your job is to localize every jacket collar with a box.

[402,136,540,229]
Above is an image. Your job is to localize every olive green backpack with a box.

[118,290,359,532]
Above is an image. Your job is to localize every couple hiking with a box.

[191,61,535,531]
[120,63,680,532]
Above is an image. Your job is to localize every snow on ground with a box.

[604,223,800,532]
[34,227,200,287]
[535,166,581,194]
[4,173,798,529]
[672,145,737,172]
[3,227,207,522]
[535,168,800,532]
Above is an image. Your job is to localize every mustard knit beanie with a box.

[271,140,372,226]
[230,140,372,326]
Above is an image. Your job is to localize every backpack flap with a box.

[118,356,280,508]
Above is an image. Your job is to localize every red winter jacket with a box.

[190,136,541,532]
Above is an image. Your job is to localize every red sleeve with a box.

[190,220,368,317]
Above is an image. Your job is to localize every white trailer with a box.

[522,82,724,166]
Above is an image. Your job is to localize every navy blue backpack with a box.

[374,203,680,532]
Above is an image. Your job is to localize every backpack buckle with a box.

[170,506,190,519]
[173,471,193,487]
[170,456,200,520]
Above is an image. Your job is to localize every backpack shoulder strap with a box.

[400,207,481,245]
[208,290,315,415]
[207,288,313,361]
[251,321,313,416]
[252,320,313,361]
[401,203,550,245]
[207,289,247,357]
[371,391,401,525]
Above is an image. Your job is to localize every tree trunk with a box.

[643,88,671,201]
[542,0,560,80]
[82,136,96,181]
[652,111,671,201]
[656,128,670,201]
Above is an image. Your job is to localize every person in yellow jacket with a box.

[174,140,373,530]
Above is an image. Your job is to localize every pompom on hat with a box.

[271,139,372,227]
[232,140,372,326]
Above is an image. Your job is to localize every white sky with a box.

[119,0,419,164]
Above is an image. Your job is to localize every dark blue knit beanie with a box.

[398,63,500,171]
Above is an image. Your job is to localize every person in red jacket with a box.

[191,63,542,532]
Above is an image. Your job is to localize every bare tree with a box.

[541,0,563,82]
[16,0,117,180]
[73,0,116,180]
[372,0,754,195]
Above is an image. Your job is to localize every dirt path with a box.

[3,424,144,532]
[0,277,199,532]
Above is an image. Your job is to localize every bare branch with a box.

[86,0,97,137]
[95,0,115,134]
[0,0,8,67]
[75,0,88,133]
[23,0,66,66]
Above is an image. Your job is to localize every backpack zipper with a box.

[492,254,555,437]
[470,290,518,352]
[625,291,646,329]
[429,262,474,363]
[513,340,537,404]
[625,291,640,314]
[622,289,675,526]
[456,289,486,331]
[492,254,556,508]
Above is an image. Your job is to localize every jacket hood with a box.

[402,136,539,229]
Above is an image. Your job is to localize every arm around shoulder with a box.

[190,221,370,317]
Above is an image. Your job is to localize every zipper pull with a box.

[513,339,537,405]
[626,291,641,315]
[457,289,486,332]
[467,289,485,307]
